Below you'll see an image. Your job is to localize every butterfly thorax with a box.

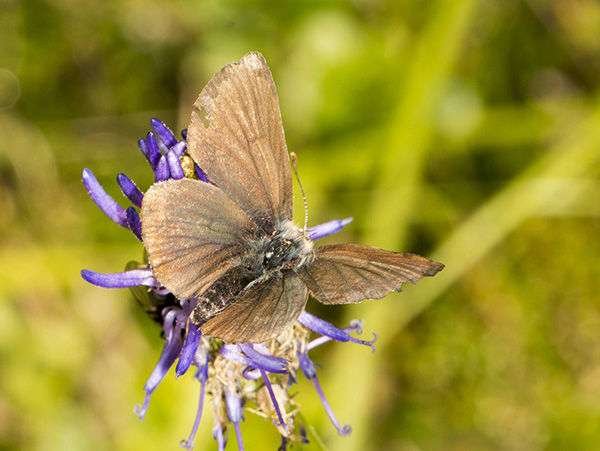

[191,221,313,326]
[260,220,314,271]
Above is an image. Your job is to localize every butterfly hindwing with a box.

[297,243,444,305]
[201,270,308,343]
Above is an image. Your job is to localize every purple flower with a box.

[81,119,378,450]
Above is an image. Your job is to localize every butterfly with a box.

[141,52,444,343]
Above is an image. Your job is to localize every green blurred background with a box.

[2,0,600,449]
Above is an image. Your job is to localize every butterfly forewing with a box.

[297,243,444,305]
[141,178,258,300]
[186,52,293,231]
[201,271,308,343]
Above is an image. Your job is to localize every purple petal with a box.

[225,388,244,424]
[82,169,128,228]
[260,369,290,432]
[178,297,196,317]
[134,309,184,419]
[220,344,270,370]
[297,350,317,379]
[180,347,209,450]
[167,150,185,180]
[138,138,149,160]
[171,140,187,157]
[194,344,210,382]
[146,132,162,170]
[117,173,144,208]
[181,128,188,139]
[176,322,202,378]
[308,217,353,240]
[151,118,178,148]
[298,311,352,342]
[237,343,288,373]
[221,344,288,375]
[126,207,142,241]
[152,287,171,296]
[195,165,211,184]
[348,319,364,335]
[180,383,206,450]
[81,268,159,288]
[241,367,262,380]
[225,388,245,450]
[298,351,351,437]
[306,317,377,353]
[155,155,169,182]
[212,422,226,451]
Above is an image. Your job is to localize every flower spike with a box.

[81,118,388,450]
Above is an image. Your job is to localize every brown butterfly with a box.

[141,52,444,343]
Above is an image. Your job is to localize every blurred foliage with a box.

[1,0,600,449]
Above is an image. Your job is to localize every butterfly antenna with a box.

[290,152,309,231]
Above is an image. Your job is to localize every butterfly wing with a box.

[297,243,444,304]
[201,271,308,343]
[141,178,258,300]
[186,52,293,231]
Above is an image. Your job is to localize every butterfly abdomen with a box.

[192,264,261,324]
